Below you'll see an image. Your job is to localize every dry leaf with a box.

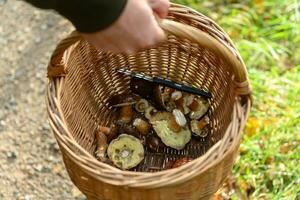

[280,143,290,154]
[239,180,255,197]
[254,0,265,13]
[264,156,274,165]
[263,117,279,126]
[245,117,260,137]
[212,194,225,200]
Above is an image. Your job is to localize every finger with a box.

[148,0,170,19]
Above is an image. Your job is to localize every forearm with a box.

[24,0,127,33]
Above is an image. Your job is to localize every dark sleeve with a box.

[24,0,128,33]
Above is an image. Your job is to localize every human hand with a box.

[81,0,170,54]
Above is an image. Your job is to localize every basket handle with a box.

[159,20,249,92]
[47,31,82,77]
[47,20,250,95]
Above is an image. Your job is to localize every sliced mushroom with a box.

[107,134,144,169]
[168,115,181,133]
[190,116,209,137]
[150,112,191,150]
[189,97,209,120]
[172,109,187,127]
[108,93,140,107]
[130,77,154,99]
[149,111,172,123]
[182,95,192,114]
[144,106,158,120]
[171,91,183,101]
[135,99,149,113]
[175,95,191,115]
[133,118,151,135]
[165,101,177,112]
[95,132,108,161]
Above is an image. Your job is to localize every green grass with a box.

[172,0,300,199]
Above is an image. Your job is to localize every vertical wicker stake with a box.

[46,3,251,200]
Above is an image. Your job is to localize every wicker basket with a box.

[46,3,251,200]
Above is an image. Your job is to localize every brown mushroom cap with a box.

[153,86,175,110]
[190,116,209,137]
[99,125,119,142]
[189,97,210,120]
[130,77,154,99]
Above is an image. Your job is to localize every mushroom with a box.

[189,97,210,120]
[146,134,165,151]
[190,116,210,137]
[118,105,133,124]
[172,109,187,127]
[172,157,193,168]
[95,131,108,161]
[108,93,140,107]
[99,124,118,142]
[133,118,151,135]
[130,77,154,99]
[134,99,149,113]
[175,94,192,115]
[115,122,139,138]
[107,134,144,170]
[153,85,173,110]
[168,115,181,133]
[150,111,191,150]
[144,106,158,120]
[171,91,182,101]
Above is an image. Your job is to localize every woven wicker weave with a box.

[46,3,251,200]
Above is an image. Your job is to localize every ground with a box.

[0,0,85,199]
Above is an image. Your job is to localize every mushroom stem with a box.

[119,105,133,123]
[133,118,150,135]
[99,125,118,142]
[95,132,108,161]
[168,116,181,133]
[172,109,187,127]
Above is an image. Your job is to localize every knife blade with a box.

[117,68,212,99]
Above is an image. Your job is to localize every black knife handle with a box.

[153,77,212,98]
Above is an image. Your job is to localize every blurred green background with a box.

[172,0,300,199]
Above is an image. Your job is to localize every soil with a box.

[0,0,85,199]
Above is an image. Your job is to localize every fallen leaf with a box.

[263,117,279,126]
[264,156,274,165]
[239,180,255,197]
[212,194,225,200]
[254,0,265,13]
[280,143,290,154]
[245,117,260,137]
